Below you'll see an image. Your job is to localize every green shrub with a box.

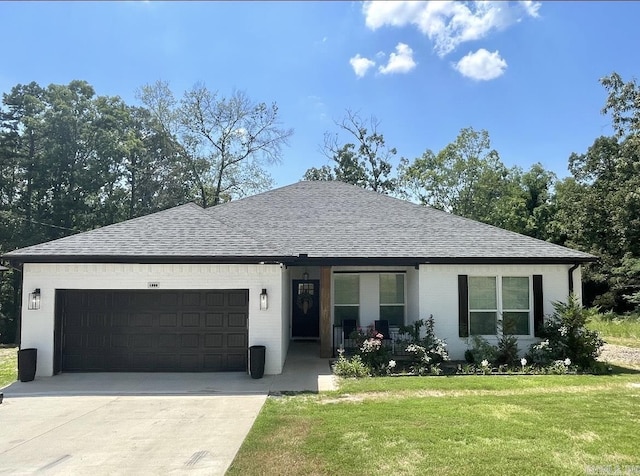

[495,333,520,366]
[526,296,604,370]
[400,315,449,375]
[466,335,498,364]
[332,352,370,378]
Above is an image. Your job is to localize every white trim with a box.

[468,275,533,337]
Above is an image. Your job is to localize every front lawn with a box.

[0,346,17,388]
[228,373,640,475]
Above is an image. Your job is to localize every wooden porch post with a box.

[319,266,332,358]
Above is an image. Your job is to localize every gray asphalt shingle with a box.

[4,181,595,262]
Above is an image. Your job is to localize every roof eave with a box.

[4,254,597,266]
[3,255,296,265]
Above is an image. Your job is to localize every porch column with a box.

[319,265,332,358]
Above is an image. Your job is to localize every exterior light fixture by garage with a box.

[28,288,41,310]
[260,288,268,310]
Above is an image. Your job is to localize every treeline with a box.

[0,80,291,343]
[304,73,640,316]
[0,74,638,343]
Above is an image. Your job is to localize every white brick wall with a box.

[21,263,285,376]
[418,263,582,359]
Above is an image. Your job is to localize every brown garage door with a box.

[57,289,248,372]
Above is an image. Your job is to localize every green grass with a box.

[229,372,640,476]
[0,346,18,388]
[589,314,640,348]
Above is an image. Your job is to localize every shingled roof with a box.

[4,181,595,265]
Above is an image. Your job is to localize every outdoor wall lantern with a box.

[302,270,309,281]
[260,288,268,310]
[28,288,41,310]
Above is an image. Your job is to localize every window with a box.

[469,276,530,335]
[334,274,359,325]
[502,277,530,335]
[379,274,405,326]
[469,277,498,335]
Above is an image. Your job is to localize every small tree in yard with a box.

[527,296,604,370]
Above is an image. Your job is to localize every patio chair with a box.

[342,319,357,352]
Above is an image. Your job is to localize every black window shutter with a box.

[533,275,544,337]
[458,275,469,337]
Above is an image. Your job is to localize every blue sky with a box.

[2,1,639,187]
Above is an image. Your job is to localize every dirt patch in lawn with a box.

[229,415,328,476]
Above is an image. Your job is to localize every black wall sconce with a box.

[28,288,41,310]
[259,288,268,310]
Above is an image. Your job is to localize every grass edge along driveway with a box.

[228,373,640,476]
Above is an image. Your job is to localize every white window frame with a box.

[468,275,532,336]
[333,273,360,325]
[378,273,406,327]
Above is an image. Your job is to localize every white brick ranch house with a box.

[3,181,595,377]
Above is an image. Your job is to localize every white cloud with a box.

[349,54,376,78]
[453,48,507,80]
[378,43,417,75]
[363,1,540,57]
[520,1,541,18]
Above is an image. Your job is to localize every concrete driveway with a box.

[0,374,269,475]
[0,342,336,475]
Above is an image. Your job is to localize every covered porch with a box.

[286,264,420,359]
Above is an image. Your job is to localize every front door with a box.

[291,280,320,339]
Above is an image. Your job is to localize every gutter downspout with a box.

[568,263,580,296]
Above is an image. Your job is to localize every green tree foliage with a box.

[138,81,292,207]
[398,127,556,239]
[304,110,396,193]
[551,73,640,310]
[2,80,285,342]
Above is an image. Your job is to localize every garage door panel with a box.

[206,293,225,307]
[155,353,179,369]
[205,334,223,348]
[181,334,199,348]
[158,334,179,348]
[181,313,200,327]
[205,313,223,327]
[228,292,248,307]
[203,354,223,371]
[228,313,247,327]
[132,353,159,371]
[130,313,153,327]
[132,293,156,308]
[182,292,202,307]
[85,353,106,370]
[86,292,109,309]
[227,333,247,348]
[112,312,128,327]
[113,292,131,307]
[65,333,84,349]
[131,334,154,348]
[61,289,248,372]
[226,353,247,371]
[87,312,107,328]
[110,334,128,348]
[66,312,84,328]
[159,313,178,327]
[86,333,107,350]
[160,293,179,307]
[179,354,200,370]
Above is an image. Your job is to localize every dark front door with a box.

[291,280,320,339]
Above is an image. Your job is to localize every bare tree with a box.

[138,81,293,207]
